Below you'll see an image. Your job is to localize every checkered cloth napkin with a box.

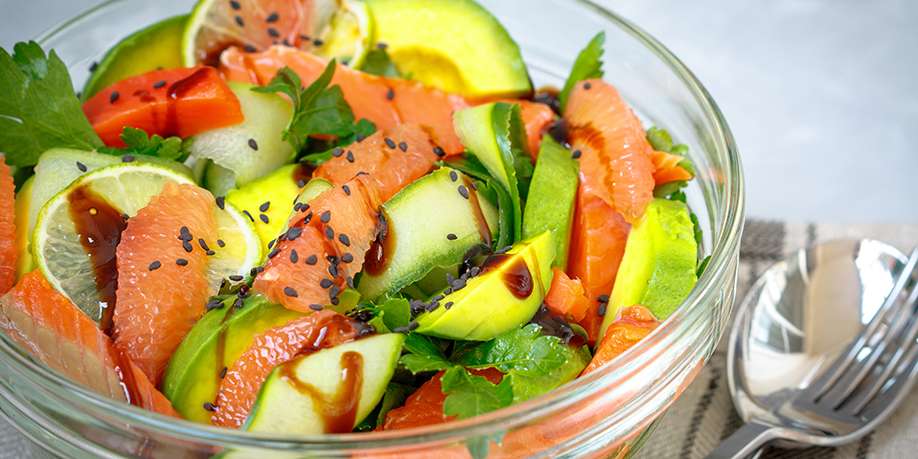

[637,220,918,459]
[2,220,916,458]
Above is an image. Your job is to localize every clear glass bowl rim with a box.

[1,0,744,450]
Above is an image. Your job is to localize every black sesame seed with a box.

[597,302,608,317]
[242,210,255,222]
[267,27,280,38]
[89,61,99,72]
[597,294,610,303]
[320,278,333,289]
[341,253,354,263]
[182,241,194,253]
[248,138,259,150]
[329,285,340,299]
[296,179,306,188]
[342,184,351,196]
[122,155,135,163]
[384,137,396,149]
[407,321,419,331]
[449,170,458,182]
[203,402,217,412]
[327,255,339,264]
[229,0,241,10]
[289,249,299,263]
[259,201,270,212]
[398,141,408,152]
[216,196,225,210]
[305,254,318,265]
[444,301,454,310]
[217,239,226,248]
[376,42,388,50]
[233,297,244,308]
[219,367,228,378]
[179,226,192,240]
[244,44,257,53]
[433,146,446,157]
[469,182,478,191]
[338,233,351,246]
[324,226,334,240]
[346,151,355,163]
[153,80,167,89]
[148,260,161,271]
[259,214,269,224]
[571,149,582,159]
[313,39,324,47]
[235,15,245,27]
[266,12,279,23]
[286,227,303,240]
[109,91,120,103]
[176,258,189,266]
[299,34,311,41]
[457,185,470,199]
[583,82,592,90]
[446,233,457,241]
[332,147,343,157]
[320,211,331,223]
[76,161,88,172]
[309,304,324,311]
[268,247,280,259]
[328,263,339,277]
[206,298,224,311]
[302,212,313,224]
[346,276,355,288]
[228,275,244,282]
[198,238,211,251]
[283,286,299,298]
[267,239,275,250]
[385,89,395,101]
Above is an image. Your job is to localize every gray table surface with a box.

[2,0,916,224]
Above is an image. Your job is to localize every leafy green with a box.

[253,62,369,153]
[298,118,377,167]
[441,366,513,419]
[399,333,452,374]
[559,32,605,110]
[0,42,103,166]
[360,48,401,78]
[646,126,674,152]
[366,297,411,334]
[97,127,185,161]
[697,255,712,277]
[454,324,591,403]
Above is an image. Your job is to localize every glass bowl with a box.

[0,0,744,457]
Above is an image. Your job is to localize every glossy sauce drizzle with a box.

[159,67,213,137]
[280,351,364,433]
[481,253,535,299]
[68,185,127,333]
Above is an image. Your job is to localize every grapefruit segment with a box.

[0,157,16,294]
[567,186,630,342]
[381,368,503,431]
[83,66,243,147]
[651,149,694,185]
[113,182,217,384]
[254,176,380,313]
[0,271,177,416]
[314,124,439,202]
[564,79,655,223]
[211,309,359,427]
[543,268,591,323]
[582,305,658,374]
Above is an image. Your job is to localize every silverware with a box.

[708,239,918,458]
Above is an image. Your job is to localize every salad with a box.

[0,0,702,446]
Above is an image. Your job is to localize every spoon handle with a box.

[705,421,778,459]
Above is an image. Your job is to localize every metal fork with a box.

[709,248,918,458]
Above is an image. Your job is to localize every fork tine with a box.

[812,249,918,401]
[859,338,918,420]
[847,286,918,414]
[820,280,918,409]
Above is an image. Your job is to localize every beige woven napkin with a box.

[637,220,918,459]
[2,220,916,458]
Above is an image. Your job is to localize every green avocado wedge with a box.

[245,333,405,434]
[454,102,528,243]
[357,167,499,300]
[365,0,531,98]
[162,294,305,423]
[415,231,555,341]
[81,15,187,100]
[521,136,579,270]
[599,199,698,340]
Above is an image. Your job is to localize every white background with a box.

[2,0,916,224]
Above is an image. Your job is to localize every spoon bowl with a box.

[727,239,909,448]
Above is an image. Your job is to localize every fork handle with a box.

[705,421,779,459]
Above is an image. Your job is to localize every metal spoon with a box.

[707,239,918,458]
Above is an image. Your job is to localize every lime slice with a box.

[182,0,371,67]
[32,163,260,322]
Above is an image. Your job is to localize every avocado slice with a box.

[225,164,318,254]
[521,136,579,269]
[599,199,698,339]
[357,167,499,300]
[245,333,404,434]
[162,294,305,423]
[81,15,187,100]
[364,0,531,98]
[415,231,555,341]
[454,102,528,242]
[187,82,295,189]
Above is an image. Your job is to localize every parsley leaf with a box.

[361,48,401,78]
[399,333,452,374]
[98,127,186,161]
[559,32,605,110]
[365,297,411,334]
[0,42,102,166]
[441,366,513,419]
[454,324,591,403]
[253,62,366,153]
